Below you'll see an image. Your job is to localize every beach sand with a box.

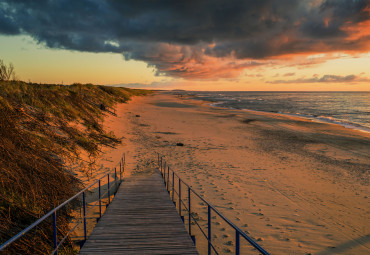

[96,92,369,254]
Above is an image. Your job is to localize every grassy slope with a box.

[0,81,150,254]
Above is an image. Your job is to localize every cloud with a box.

[0,0,369,79]
[268,74,370,83]
[283,72,296,76]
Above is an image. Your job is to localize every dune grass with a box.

[0,81,151,254]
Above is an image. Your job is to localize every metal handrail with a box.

[0,153,126,254]
[157,154,270,255]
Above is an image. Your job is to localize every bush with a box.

[0,59,16,81]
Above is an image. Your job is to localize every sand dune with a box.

[97,92,369,254]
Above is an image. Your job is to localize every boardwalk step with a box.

[79,170,198,254]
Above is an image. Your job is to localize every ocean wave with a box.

[175,91,370,133]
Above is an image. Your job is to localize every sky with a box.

[0,0,369,91]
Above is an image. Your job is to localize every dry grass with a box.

[0,81,151,254]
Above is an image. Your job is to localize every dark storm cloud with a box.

[0,3,20,34]
[0,0,369,78]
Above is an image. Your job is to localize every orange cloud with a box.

[139,43,264,79]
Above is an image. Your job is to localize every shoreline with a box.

[176,91,370,134]
[96,92,369,254]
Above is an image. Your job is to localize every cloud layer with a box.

[269,74,370,83]
[1,0,369,79]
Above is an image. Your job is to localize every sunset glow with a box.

[0,0,369,90]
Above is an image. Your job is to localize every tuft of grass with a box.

[0,80,151,254]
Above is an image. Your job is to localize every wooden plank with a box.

[79,170,198,254]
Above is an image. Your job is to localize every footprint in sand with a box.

[224,241,234,246]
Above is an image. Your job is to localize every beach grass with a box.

[0,81,150,254]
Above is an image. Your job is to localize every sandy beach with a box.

[96,92,369,254]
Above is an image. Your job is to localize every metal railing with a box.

[157,154,270,255]
[0,153,126,254]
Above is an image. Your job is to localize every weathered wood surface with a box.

[79,170,198,254]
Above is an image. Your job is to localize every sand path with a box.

[96,92,369,255]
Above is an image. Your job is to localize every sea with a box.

[170,91,370,133]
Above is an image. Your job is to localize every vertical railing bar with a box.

[172,171,175,201]
[163,161,166,183]
[208,205,211,255]
[167,166,170,191]
[83,192,87,242]
[107,174,110,204]
[164,161,167,183]
[122,156,125,176]
[188,186,191,237]
[114,167,117,194]
[119,161,122,181]
[160,157,163,173]
[98,180,102,219]
[179,179,182,217]
[236,230,240,255]
[52,211,58,255]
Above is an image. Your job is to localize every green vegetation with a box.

[0,80,151,254]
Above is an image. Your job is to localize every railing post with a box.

[172,171,175,201]
[208,205,211,255]
[83,192,87,242]
[164,161,166,181]
[167,166,170,192]
[179,179,183,222]
[160,157,163,173]
[236,230,240,255]
[119,161,122,181]
[114,167,117,194]
[188,186,191,236]
[52,211,58,255]
[107,174,110,204]
[98,180,102,219]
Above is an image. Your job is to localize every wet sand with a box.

[97,92,370,254]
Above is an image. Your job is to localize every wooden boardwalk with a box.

[79,170,198,254]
